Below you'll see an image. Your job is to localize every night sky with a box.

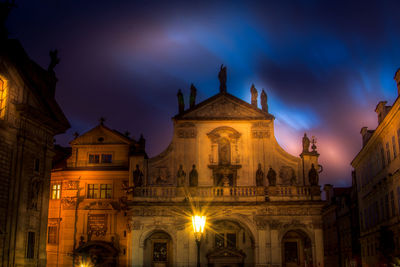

[6,0,400,186]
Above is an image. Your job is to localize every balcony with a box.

[129,185,321,202]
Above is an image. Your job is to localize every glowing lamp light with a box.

[192,215,206,234]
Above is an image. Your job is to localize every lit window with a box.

[100,184,112,199]
[89,154,100,164]
[47,226,58,244]
[214,232,236,249]
[101,154,112,163]
[51,184,61,200]
[0,77,7,119]
[87,184,99,199]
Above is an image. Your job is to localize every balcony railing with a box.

[130,185,321,202]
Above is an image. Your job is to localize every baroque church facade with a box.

[47,68,325,267]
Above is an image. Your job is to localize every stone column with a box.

[269,221,281,267]
[314,228,324,267]
[256,229,268,266]
[131,229,143,267]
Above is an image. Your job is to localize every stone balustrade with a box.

[130,185,321,202]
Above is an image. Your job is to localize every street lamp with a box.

[192,215,206,267]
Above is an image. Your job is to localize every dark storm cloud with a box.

[6,0,400,185]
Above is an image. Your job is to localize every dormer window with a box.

[88,153,113,164]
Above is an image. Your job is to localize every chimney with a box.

[375,101,391,124]
[323,184,333,203]
[360,127,374,146]
[395,68,400,96]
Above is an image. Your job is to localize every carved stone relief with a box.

[87,214,107,237]
[176,122,197,138]
[61,197,77,209]
[251,122,271,139]
[63,180,79,190]
[279,166,296,185]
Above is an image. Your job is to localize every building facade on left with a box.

[0,3,70,266]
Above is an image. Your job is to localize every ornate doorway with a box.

[206,220,254,267]
[281,230,313,267]
[143,231,173,267]
[75,241,118,267]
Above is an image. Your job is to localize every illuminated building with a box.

[351,68,400,266]
[47,72,325,267]
[0,7,70,267]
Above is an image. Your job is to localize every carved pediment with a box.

[71,124,132,145]
[207,248,246,261]
[176,93,273,120]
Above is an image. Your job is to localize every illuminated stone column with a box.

[269,223,281,267]
[131,229,143,267]
[314,227,324,267]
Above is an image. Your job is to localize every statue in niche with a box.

[255,163,264,186]
[29,177,42,210]
[189,165,198,187]
[250,84,258,107]
[176,165,186,187]
[308,164,319,186]
[218,138,231,165]
[302,133,310,153]
[133,165,143,187]
[177,89,184,114]
[189,83,197,108]
[218,64,227,93]
[267,167,276,186]
[261,89,268,112]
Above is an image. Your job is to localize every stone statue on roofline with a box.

[177,89,184,114]
[302,133,310,153]
[250,84,258,107]
[176,165,186,187]
[218,64,227,93]
[308,163,319,186]
[267,167,276,186]
[255,163,264,186]
[190,83,197,108]
[260,89,268,112]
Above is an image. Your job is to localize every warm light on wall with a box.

[0,76,7,119]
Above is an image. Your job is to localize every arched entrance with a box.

[281,230,313,267]
[143,231,173,267]
[206,220,254,267]
[75,241,118,267]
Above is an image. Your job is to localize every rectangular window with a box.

[215,233,224,248]
[88,154,100,164]
[398,129,400,153]
[397,187,400,214]
[100,184,112,199]
[381,146,386,169]
[101,154,112,163]
[391,191,395,217]
[385,194,390,220]
[26,231,35,259]
[34,158,40,172]
[386,143,391,164]
[51,184,61,200]
[380,198,385,223]
[47,226,58,244]
[227,233,236,248]
[87,184,99,199]
[393,136,397,158]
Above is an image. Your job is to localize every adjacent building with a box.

[47,71,326,267]
[322,179,361,267]
[0,4,70,266]
[351,68,400,266]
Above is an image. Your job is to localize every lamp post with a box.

[192,215,206,267]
